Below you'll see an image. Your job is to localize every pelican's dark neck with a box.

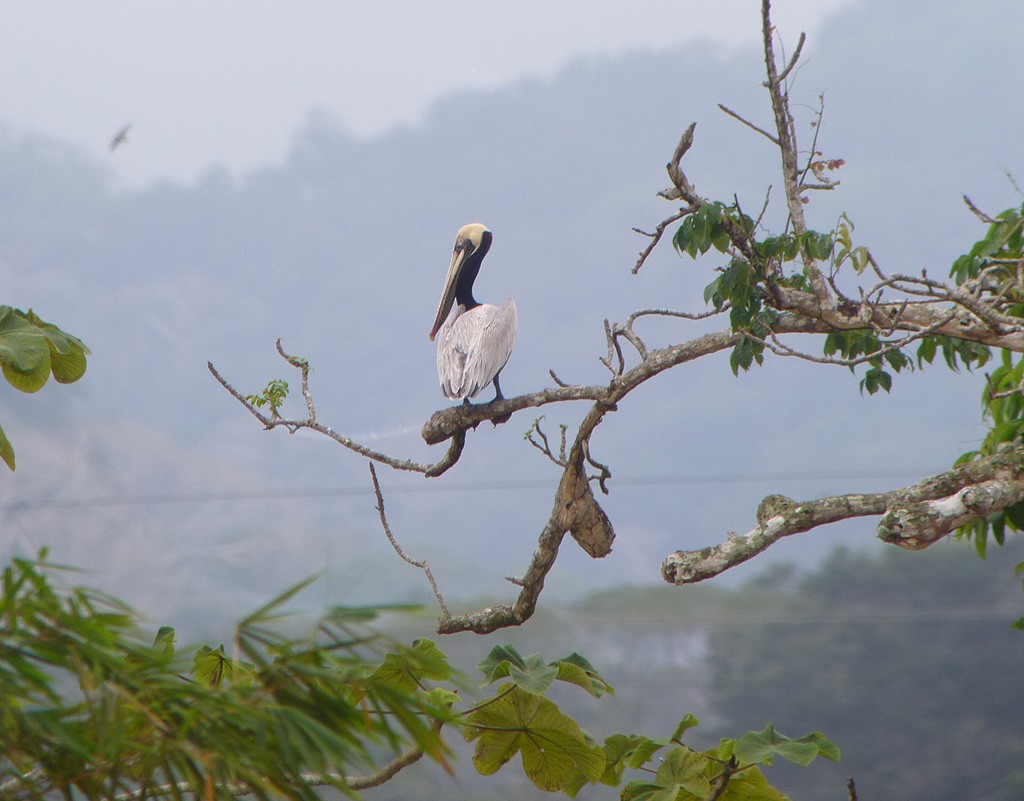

[455,230,492,311]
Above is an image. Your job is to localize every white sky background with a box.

[0,0,856,188]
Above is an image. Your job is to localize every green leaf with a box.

[655,746,712,797]
[478,644,527,684]
[670,713,701,743]
[467,685,605,792]
[193,644,234,686]
[425,687,460,708]
[595,733,666,786]
[0,421,13,471]
[710,225,731,253]
[509,653,559,695]
[47,342,88,384]
[0,310,51,393]
[371,638,452,691]
[553,653,614,697]
[238,573,321,629]
[794,731,841,762]
[733,724,821,767]
[622,780,664,801]
[1004,502,1024,532]
[29,313,89,384]
[717,765,788,801]
[153,626,176,657]
[703,276,723,307]
[802,230,834,261]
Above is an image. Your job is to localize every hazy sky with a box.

[0,0,856,187]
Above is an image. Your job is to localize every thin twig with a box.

[208,360,466,477]
[632,208,691,274]
[276,339,316,421]
[368,463,450,619]
[963,194,998,225]
[549,369,570,387]
[525,417,569,468]
[717,103,779,144]
[776,32,806,84]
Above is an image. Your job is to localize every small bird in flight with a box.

[109,124,131,151]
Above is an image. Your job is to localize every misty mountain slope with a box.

[2,0,1021,623]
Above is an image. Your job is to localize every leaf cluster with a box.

[246,378,290,416]
[464,644,838,799]
[671,197,1007,394]
[0,555,454,801]
[950,205,1024,570]
[0,306,89,470]
[1,559,837,801]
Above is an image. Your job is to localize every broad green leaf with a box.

[703,276,722,306]
[553,652,614,697]
[47,341,88,384]
[794,731,840,762]
[467,685,604,792]
[596,732,667,787]
[0,318,51,393]
[622,780,664,801]
[670,713,700,743]
[153,626,176,657]
[478,644,526,684]
[802,230,834,261]
[733,724,820,767]
[718,765,787,801]
[1004,502,1024,531]
[425,687,459,708]
[28,312,90,384]
[193,644,234,686]
[370,638,452,690]
[509,653,559,695]
[710,225,731,253]
[655,746,712,797]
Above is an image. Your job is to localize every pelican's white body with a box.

[435,298,517,400]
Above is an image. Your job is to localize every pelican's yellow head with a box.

[430,223,492,341]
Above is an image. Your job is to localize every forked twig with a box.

[368,463,450,618]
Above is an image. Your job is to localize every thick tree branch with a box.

[438,400,617,634]
[661,444,1024,584]
[768,285,1024,351]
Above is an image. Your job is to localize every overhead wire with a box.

[1,467,943,513]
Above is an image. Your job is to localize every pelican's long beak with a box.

[429,238,472,341]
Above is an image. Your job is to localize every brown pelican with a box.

[429,223,517,410]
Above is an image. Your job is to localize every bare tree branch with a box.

[208,356,467,478]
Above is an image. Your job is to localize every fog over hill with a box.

[2,0,1022,628]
